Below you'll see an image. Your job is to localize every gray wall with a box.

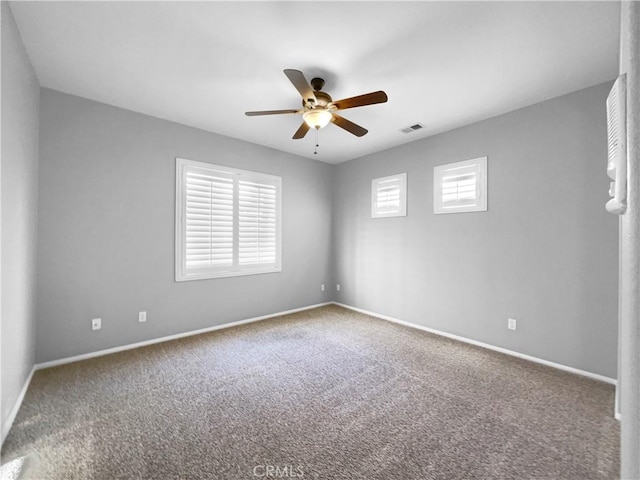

[37,89,333,363]
[1,1,40,440]
[333,82,619,378]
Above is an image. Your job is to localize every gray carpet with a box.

[1,305,619,479]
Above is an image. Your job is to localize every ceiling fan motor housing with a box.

[307,91,332,109]
[302,78,333,109]
[310,77,325,91]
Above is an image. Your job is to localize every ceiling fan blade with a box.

[332,91,388,111]
[245,109,300,116]
[331,114,368,137]
[284,69,317,105]
[292,122,310,139]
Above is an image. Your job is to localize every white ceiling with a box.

[10,1,620,164]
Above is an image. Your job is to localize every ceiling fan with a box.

[245,69,388,140]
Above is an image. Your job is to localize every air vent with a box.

[400,123,425,134]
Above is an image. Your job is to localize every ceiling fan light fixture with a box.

[246,69,387,140]
[303,109,332,129]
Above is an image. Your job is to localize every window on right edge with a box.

[434,157,487,214]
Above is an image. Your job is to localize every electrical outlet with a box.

[508,318,517,331]
[321,284,325,292]
[336,284,341,292]
[139,311,147,323]
[92,318,101,331]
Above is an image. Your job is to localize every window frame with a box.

[175,158,282,282]
[433,157,487,214]
[371,172,408,218]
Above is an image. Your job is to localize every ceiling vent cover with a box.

[400,123,425,134]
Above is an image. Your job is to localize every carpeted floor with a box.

[1,305,619,479]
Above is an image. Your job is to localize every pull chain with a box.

[314,127,319,155]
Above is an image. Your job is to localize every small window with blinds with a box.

[175,158,281,281]
[433,157,487,214]
[371,173,407,218]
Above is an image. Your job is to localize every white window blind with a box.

[238,178,277,267]
[442,172,477,205]
[176,158,281,281]
[371,173,407,218]
[184,168,234,270]
[434,157,487,214]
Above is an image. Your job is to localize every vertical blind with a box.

[176,159,281,281]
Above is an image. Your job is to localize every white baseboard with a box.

[4,300,617,448]
[2,302,331,446]
[334,302,617,385]
[1,365,35,446]
[36,302,332,370]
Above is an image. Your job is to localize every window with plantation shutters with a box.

[371,173,407,218]
[176,158,281,281]
[433,157,487,214]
